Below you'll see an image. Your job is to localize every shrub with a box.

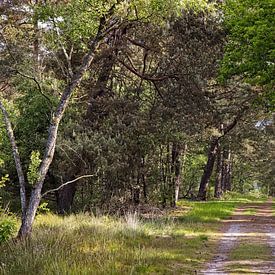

[0,217,16,243]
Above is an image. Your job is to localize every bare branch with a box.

[14,69,53,107]
[52,18,73,78]
[42,174,96,197]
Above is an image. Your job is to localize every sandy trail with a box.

[200,199,275,275]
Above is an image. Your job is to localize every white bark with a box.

[17,30,104,238]
[0,100,27,220]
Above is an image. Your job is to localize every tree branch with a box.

[42,174,96,197]
[118,58,177,82]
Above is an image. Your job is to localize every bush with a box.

[0,217,16,243]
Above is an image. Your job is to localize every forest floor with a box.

[201,198,275,274]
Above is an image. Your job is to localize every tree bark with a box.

[141,156,147,203]
[173,143,187,205]
[214,144,223,198]
[197,107,248,201]
[17,27,104,239]
[222,148,232,192]
[197,138,219,200]
[0,101,27,220]
[57,182,76,214]
[86,53,116,119]
[171,142,187,207]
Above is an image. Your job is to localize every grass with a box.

[272,197,275,216]
[0,193,268,274]
[0,213,215,275]
[227,242,273,274]
[243,208,257,215]
[230,242,272,261]
[176,201,237,223]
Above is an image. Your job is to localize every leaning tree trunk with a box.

[17,31,103,239]
[197,107,248,200]
[0,101,27,220]
[197,138,219,200]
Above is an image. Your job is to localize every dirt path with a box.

[200,199,275,275]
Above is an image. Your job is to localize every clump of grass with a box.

[125,211,139,230]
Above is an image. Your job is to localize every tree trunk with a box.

[87,54,116,118]
[141,157,147,203]
[57,182,76,214]
[214,145,223,198]
[222,148,232,192]
[175,143,187,203]
[0,101,27,220]
[17,29,103,239]
[197,138,218,200]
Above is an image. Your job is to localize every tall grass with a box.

[0,196,260,274]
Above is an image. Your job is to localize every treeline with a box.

[0,0,274,237]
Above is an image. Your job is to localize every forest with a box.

[0,0,274,274]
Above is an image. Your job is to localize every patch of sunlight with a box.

[184,258,203,263]
[140,249,185,261]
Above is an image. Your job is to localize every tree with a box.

[220,0,275,108]
[1,0,214,239]
[0,0,129,238]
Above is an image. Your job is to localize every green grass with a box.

[227,242,273,274]
[243,208,257,215]
[221,191,268,203]
[0,213,215,275]
[176,201,237,223]
[272,197,275,216]
[230,243,272,261]
[0,194,266,275]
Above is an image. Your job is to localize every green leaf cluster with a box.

[27,151,42,185]
[220,0,275,90]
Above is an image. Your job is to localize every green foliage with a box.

[35,0,215,51]
[0,217,16,244]
[15,82,53,155]
[220,0,275,92]
[0,175,9,205]
[35,0,112,49]
[27,151,42,185]
[0,174,9,189]
[37,202,50,215]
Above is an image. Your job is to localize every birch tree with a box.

[0,0,211,239]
